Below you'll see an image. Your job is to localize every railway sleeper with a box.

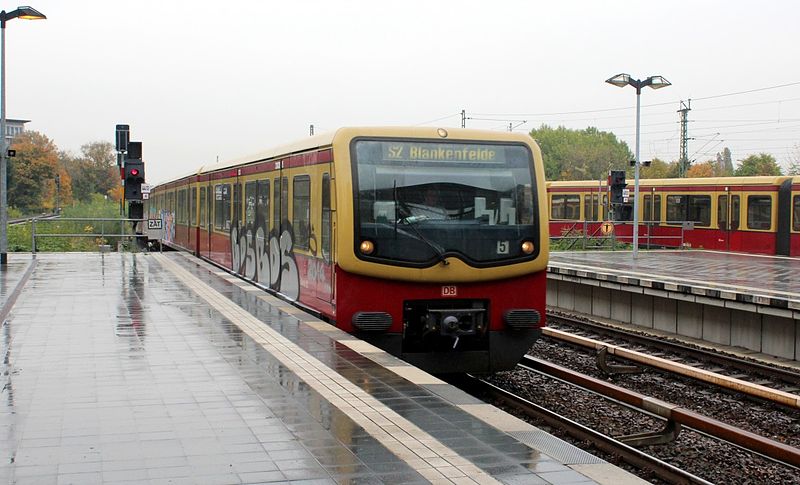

[617,419,682,447]
[596,346,642,375]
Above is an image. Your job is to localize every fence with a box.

[550,220,691,251]
[30,217,146,253]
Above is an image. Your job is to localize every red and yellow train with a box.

[548,175,800,256]
[146,127,550,374]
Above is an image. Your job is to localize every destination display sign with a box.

[380,142,503,163]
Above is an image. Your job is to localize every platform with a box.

[548,250,800,361]
[0,252,644,485]
[550,250,800,309]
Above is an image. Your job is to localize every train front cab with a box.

[332,128,549,374]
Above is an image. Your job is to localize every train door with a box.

[190,185,198,255]
[718,188,741,251]
[205,180,214,259]
[318,170,334,309]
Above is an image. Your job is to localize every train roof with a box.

[153,127,540,188]
[547,175,791,188]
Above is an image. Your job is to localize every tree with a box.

[41,168,74,211]
[62,141,118,202]
[529,125,632,181]
[640,157,677,179]
[686,161,717,178]
[9,131,60,213]
[734,153,782,176]
[788,145,800,175]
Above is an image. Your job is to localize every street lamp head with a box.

[605,73,632,88]
[16,6,46,20]
[0,6,46,24]
[645,75,671,90]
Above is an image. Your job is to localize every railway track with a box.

[463,373,711,485]
[546,312,800,405]
[8,213,59,225]
[469,353,800,484]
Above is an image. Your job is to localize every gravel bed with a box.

[488,367,800,484]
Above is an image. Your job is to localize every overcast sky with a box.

[9,0,800,182]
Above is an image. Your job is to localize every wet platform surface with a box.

[550,250,800,308]
[0,252,643,485]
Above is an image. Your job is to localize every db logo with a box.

[441,285,457,297]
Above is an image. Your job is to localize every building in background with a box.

[5,118,29,145]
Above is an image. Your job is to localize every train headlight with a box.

[359,240,375,255]
[521,240,535,254]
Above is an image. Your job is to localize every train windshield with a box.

[353,139,539,266]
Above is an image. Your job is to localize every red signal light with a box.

[130,168,139,176]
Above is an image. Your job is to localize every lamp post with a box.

[0,6,45,266]
[605,73,670,258]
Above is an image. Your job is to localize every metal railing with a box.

[30,217,146,253]
[550,220,692,251]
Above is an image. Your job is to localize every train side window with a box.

[666,195,685,223]
[292,176,311,250]
[583,195,593,221]
[214,184,222,230]
[731,195,740,230]
[273,177,280,230]
[177,189,187,224]
[199,187,207,228]
[233,183,242,227]
[667,195,709,226]
[244,181,256,226]
[718,195,728,230]
[214,184,231,231]
[643,195,661,223]
[551,194,579,220]
[322,173,331,259]
[794,195,800,232]
[190,187,197,226]
[281,176,289,226]
[687,195,710,226]
[257,179,270,230]
[584,194,601,221]
[207,185,213,228]
[746,195,772,230]
[593,194,600,221]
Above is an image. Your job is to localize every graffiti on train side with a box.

[230,222,300,301]
[160,210,175,243]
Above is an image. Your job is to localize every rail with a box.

[462,374,712,484]
[545,313,800,406]
[29,217,146,253]
[519,356,800,468]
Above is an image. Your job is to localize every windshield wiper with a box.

[402,216,449,266]
[394,182,448,265]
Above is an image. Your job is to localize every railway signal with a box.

[609,170,627,204]
[124,159,145,200]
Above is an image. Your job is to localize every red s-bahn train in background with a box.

[548,175,800,256]
[146,127,550,374]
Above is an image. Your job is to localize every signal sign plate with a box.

[147,219,163,230]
